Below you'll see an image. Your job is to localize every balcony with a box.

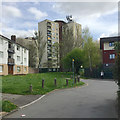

[47,22,51,26]
[48,41,52,45]
[47,26,52,31]
[8,48,15,54]
[8,58,15,65]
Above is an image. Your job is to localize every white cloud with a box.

[28,7,48,20]
[52,2,118,40]
[2,5,22,18]
[22,22,37,28]
[53,2,117,19]
[1,24,35,38]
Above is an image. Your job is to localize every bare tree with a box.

[74,26,83,48]
[61,25,74,58]
[34,31,47,68]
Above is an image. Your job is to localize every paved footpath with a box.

[2,94,42,107]
[4,79,118,118]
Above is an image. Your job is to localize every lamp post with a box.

[80,65,83,77]
[72,59,74,84]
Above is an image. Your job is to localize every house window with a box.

[17,45,20,51]
[109,54,115,59]
[53,37,55,40]
[109,42,114,47]
[17,56,20,61]
[0,39,3,44]
[0,51,3,58]
[24,58,26,63]
[9,43,11,48]
[24,49,26,53]
[17,66,21,72]
[0,65,3,72]
[56,37,58,40]
[24,67,27,72]
[52,32,55,35]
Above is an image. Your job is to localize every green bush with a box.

[2,100,17,112]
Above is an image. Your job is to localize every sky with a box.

[0,0,119,41]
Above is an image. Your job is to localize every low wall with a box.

[29,67,39,74]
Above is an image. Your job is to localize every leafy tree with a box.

[114,41,120,89]
[82,27,102,72]
[62,48,84,74]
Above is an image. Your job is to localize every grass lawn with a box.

[2,72,85,95]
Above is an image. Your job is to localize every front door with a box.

[8,65,13,74]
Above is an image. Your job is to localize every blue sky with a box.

[1,1,118,41]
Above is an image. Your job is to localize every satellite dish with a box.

[66,15,73,23]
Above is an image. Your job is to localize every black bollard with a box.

[29,84,32,93]
[54,78,57,86]
[66,79,68,86]
[75,77,76,84]
[77,77,79,82]
[42,79,44,88]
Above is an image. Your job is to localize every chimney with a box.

[11,35,16,42]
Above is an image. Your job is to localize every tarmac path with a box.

[4,79,118,118]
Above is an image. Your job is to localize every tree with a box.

[62,48,84,74]
[34,31,46,68]
[16,37,37,68]
[114,41,120,89]
[61,24,83,58]
[28,44,37,68]
[73,25,83,48]
[82,27,102,72]
[61,25,74,58]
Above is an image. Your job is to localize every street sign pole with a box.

[72,59,74,84]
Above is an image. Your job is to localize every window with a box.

[17,45,20,51]
[109,54,115,59]
[17,56,20,61]
[8,56,11,58]
[52,41,55,44]
[17,66,21,72]
[0,51,3,58]
[24,67,27,72]
[24,49,26,53]
[56,24,59,28]
[52,37,55,40]
[48,68,52,72]
[9,43,11,48]
[24,58,26,63]
[0,65,3,72]
[52,32,55,35]
[53,68,56,71]
[106,64,109,67]
[109,42,114,47]
[0,39,3,44]
[56,37,58,40]
[56,33,58,36]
